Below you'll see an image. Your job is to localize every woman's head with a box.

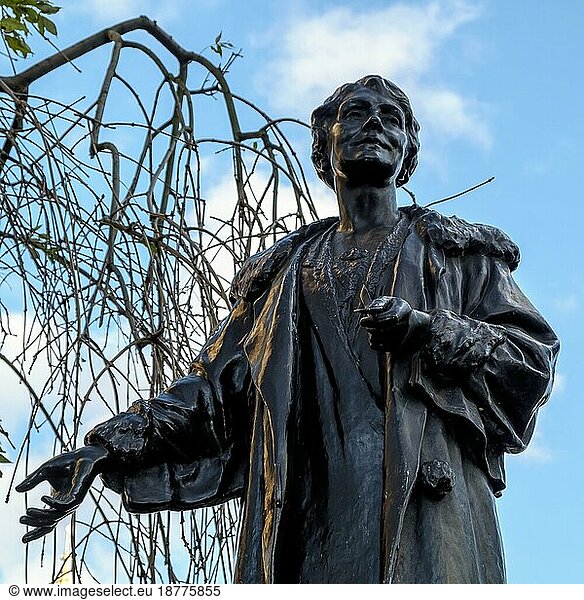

[311,75,420,189]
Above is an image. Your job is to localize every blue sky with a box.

[1,0,583,585]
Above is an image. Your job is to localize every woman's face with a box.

[329,87,408,187]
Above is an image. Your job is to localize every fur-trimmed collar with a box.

[229,218,337,303]
[230,207,519,303]
[402,205,520,270]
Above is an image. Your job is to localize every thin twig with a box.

[424,176,495,208]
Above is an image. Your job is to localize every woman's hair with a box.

[310,75,420,189]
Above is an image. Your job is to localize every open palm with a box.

[16,445,109,543]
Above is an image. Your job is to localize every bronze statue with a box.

[17,76,559,584]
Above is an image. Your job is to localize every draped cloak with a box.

[86,206,559,584]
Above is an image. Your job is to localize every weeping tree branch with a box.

[0,15,316,585]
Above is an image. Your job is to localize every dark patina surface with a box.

[17,76,559,584]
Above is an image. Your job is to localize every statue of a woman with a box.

[18,75,559,584]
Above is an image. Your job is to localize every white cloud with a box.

[512,372,565,465]
[0,312,155,583]
[202,164,337,228]
[260,0,490,148]
[0,460,60,583]
[0,455,139,583]
[0,312,140,448]
[553,294,578,313]
[0,314,53,438]
[184,163,338,294]
[0,309,156,583]
[551,372,566,397]
[515,429,553,465]
[414,88,491,148]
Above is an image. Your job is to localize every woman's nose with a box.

[363,113,383,131]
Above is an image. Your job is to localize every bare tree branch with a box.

[0,16,315,584]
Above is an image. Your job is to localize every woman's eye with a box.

[344,109,362,119]
[381,113,400,125]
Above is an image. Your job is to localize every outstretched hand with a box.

[358,296,430,352]
[16,445,109,543]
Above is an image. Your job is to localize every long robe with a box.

[86,206,559,583]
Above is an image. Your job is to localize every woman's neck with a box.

[335,179,399,234]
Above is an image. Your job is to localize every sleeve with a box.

[84,299,254,512]
[409,254,559,489]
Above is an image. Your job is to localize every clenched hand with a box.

[358,296,430,352]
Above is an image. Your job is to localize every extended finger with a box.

[15,466,50,493]
[21,512,60,528]
[26,506,67,519]
[360,313,394,324]
[22,526,54,544]
[20,506,71,528]
[360,315,399,331]
[41,493,82,510]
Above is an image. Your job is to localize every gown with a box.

[86,206,559,583]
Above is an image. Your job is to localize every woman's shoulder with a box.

[402,205,520,270]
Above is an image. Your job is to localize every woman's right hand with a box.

[16,445,110,543]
